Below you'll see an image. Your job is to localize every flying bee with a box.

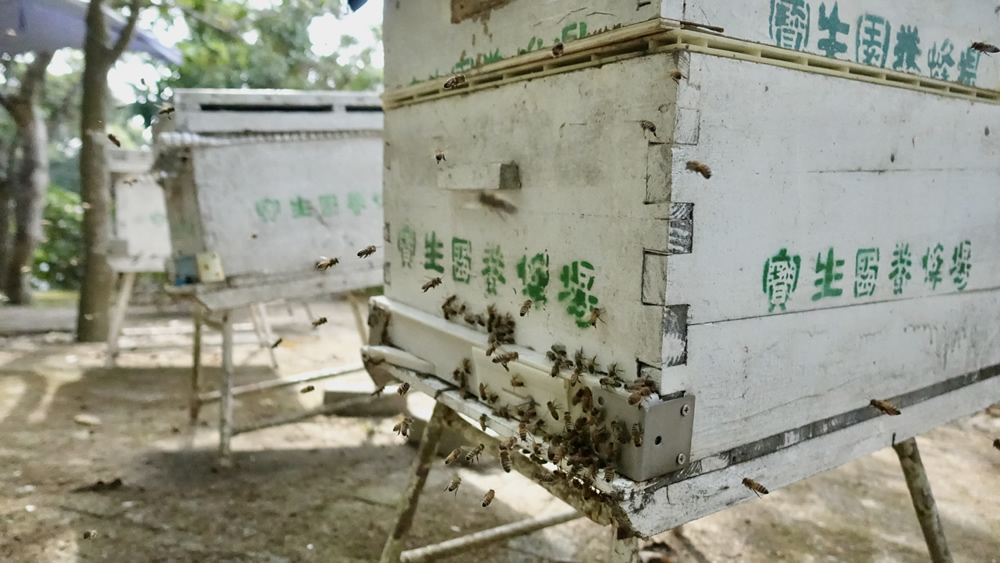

[393,416,413,437]
[444,448,463,465]
[552,42,565,57]
[518,421,528,442]
[478,192,519,215]
[493,351,519,371]
[435,149,446,163]
[588,307,605,327]
[686,160,712,179]
[519,299,532,317]
[357,245,377,258]
[482,489,495,507]
[546,401,560,420]
[972,41,1000,54]
[466,443,485,463]
[499,448,512,472]
[671,69,686,83]
[639,120,659,139]
[443,74,467,89]
[311,317,328,327]
[318,251,344,270]
[445,475,462,493]
[993,438,1000,450]
[479,413,488,431]
[510,375,525,388]
[422,277,443,292]
[270,338,283,349]
[158,105,176,118]
[82,530,98,540]
[599,377,621,390]
[498,436,517,451]
[397,382,410,396]
[631,423,643,447]
[107,133,121,147]
[742,477,769,498]
[300,385,315,394]
[122,177,138,186]
[485,342,499,357]
[870,399,901,416]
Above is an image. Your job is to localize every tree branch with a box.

[109,0,144,61]
[20,52,55,103]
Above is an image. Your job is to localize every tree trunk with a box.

[4,110,50,304]
[0,172,12,293]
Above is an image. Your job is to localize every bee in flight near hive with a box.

[393,416,413,437]
[518,421,528,442]
[357,245,377,259]
[311,317,328,327]
[122,177,138,186]
[482,489,495,507]
[270,338,283,349]
[107,133,121,147]
[444,448,463,465]
[519,300,532,317]
[639,120,659,140]
[671,70,686,83]
[445,476,462,494]
[972,41,1000,54]
[397,382,410,396]
[443,74,467,89]
[82,530,98,540]
[435,149,447,163]
[466,443,485,463]
[499,448,512,472]
[316,257,339,270]
[158,105,176,118]
[686,160,712,179]
[299,385,315,394]
[422,277,443,292]
[552,42,565,57]
[742,477,769,498]
[478,192,518,215]
[869,399,901,416]
[993,438,1000,450]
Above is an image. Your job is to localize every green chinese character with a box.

[483,48,503,64]
[289,196,314,218]
[763,248,801,312]
[889,243,912,295]
[817,3,849,58]
[398,225,417,269]
[424,232,444,274]
[855,14,890,67]
[347,192,366,216]
[927,39,956,80]
[812,248,845,301]
[452,238,472,283]
[891,25,921,72]
[854,248,879,298]
[558,260,599,328]
[950,240,972,290]
[921,244,945,290]
[957,48,980,86]
[481,243,506,296]
[255,198,280,223]
[318,195,339,217]
[769,0,811,51]
[517,253,550,304]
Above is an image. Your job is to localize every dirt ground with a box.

[1,298,999,563]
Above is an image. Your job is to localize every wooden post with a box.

[104,271,136,367]
[892,437,953,563]
[189,310,203,423]
[218,311,234,467]
[380,402,448,563]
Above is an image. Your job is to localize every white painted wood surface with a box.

[107,149,171,273]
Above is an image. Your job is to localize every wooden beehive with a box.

[368,0,1000,537]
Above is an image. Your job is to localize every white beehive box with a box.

[106,149,172,273]
[153,89,384,308]
[370,1,1000,539]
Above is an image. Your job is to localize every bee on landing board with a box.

[493,351,518,371]
[742,477,769,498]
[972,41,1000,55]
[686,160,712,179]
[671,69,686,83]
[482,489,495,507]
[509,374,525,388]
[520,299,532,317]
[443,74,467,89]
[422,277,443,292]
[479,414,488,431]
[870,399,901,416]
[546,401,560,420]
[499,448,512,472]
[552,42,565,57]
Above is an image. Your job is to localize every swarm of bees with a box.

[422,277,443,292]
[316,256,340,270]
[357,245,377,259]
[443,74,467,90]
[870,399,901,416]
[686,160,712,179]
[742,477,769,498]
[972,41,1000,55]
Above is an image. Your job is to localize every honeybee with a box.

[519,300,532,317]
[248,233,258,239]
[631,423,643,447]
[270,338,283,349]
[585,355,599,374]
[552,42,565,57]
[479,383,489,401]
[435,149,446,163]
[528,419,545,433]
[550,361,564,378]
[393,416,413,437]
[498,436,517,450]
[639,120,659,139]
[671,69,686,83]
[445,475,462,493]
[82,530,98,540]
[549,445,566,464]
[742,477,769,498]
[479,414,488,431]
[563,411,572,432]
[311,317,328,327]
[546,401,560,420]
[599,377,621,390]
[122,177,138,186]
[442,295,459,319]
[606,363,621,380]
[569,367,582,386]
[422,277,443,292]
[443,74,467,89]
[573,348,585,369]
[300,385,315,394]
[993,438,1000,450]
[551,343,567,357]
[445,448,463,465]
[574,387,593,412]
[494,405,511,419]
[870,399,901,416]
[158,105,176,117]
[485,342,499,357]
[488,392,498,404]
[316,256,340,271]
[588,307,605,327]
[686,160,712,179]
[107,133,121,147]
[611,420,629,444]
[510,375,525,387]
[499,448,512,472]
[482,489,495,507]
[493,351,519,371]
[466,443,485,463]
[478,192,518,215]
[972,41,1000,54]
[357,245,377,258]
[397,382,410,396]
[518,421,528,441]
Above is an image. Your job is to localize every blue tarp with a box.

[0,0,182,64]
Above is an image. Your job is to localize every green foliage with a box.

[33,186,84,290]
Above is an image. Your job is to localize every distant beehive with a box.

[106,148,171,273]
